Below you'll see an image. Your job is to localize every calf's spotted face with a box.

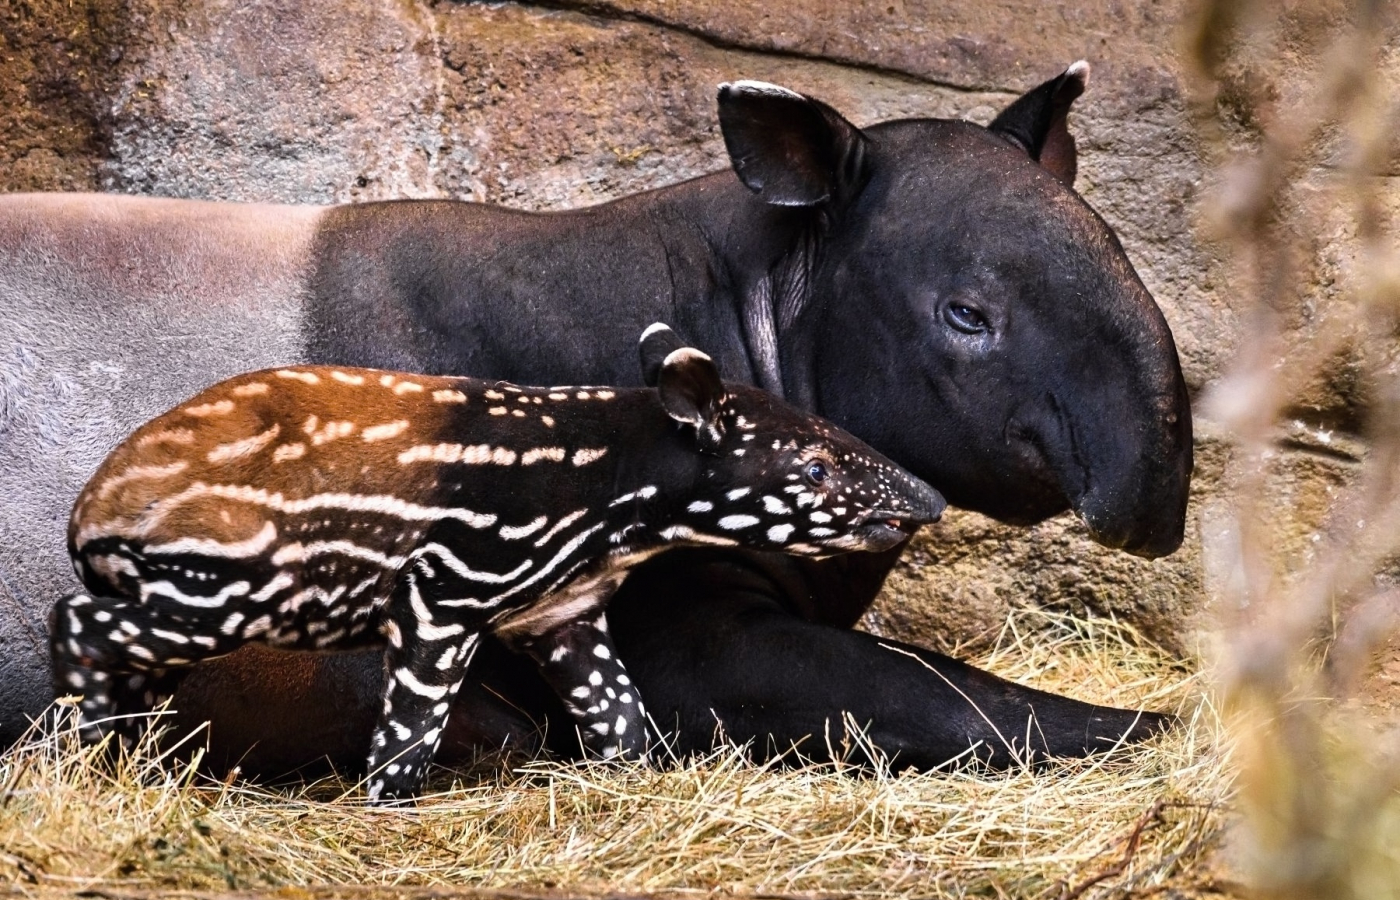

[50,324,943,801]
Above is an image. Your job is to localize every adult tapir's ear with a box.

[639,322,687,387]
[988,60,1089,188]
[657,348,727,451]
[717,80,869,207]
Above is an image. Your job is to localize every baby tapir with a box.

[50,323,944,801]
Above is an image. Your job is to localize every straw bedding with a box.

[0,610,1234,899]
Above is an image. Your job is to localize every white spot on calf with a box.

[311,421,357,446]
[362,420,411,442]
[767,524,795,543]
[571,448,608,466]
[273,442,307,463]
[688,500,714,513]
[136,428,196,448]
[762,496,792,515]
[276,369,320,385]
[232,382,270,397]
[393,381,425,395]
[331,370,365,385]
[521,447,566,465]
[433,389,467,403]
[726,488,751,501]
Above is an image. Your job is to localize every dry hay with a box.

[0,610,1232,899]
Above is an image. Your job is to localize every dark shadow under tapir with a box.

[0,61,1192,773]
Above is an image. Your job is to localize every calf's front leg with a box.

[506,610,648,761]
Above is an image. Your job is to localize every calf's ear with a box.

[717,80,869,207]
[988,60,1089,188]
[658,348,727,451]
[639,322,686,387]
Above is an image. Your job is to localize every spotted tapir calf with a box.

[49,325,942,800]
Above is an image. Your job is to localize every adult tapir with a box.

[0,62,1191,773]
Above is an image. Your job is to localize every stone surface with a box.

[1,0,1396,658]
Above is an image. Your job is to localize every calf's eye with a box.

[805,461,829,485]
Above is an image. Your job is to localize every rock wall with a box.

[3,0,1393,654]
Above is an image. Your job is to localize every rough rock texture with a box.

[1,0,1394,656]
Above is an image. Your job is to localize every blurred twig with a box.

[1185,0,1400,896]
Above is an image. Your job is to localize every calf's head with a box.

[640,324,945,555]
[717,64,1192,558]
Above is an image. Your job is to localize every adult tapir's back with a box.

[0,65,1193,765]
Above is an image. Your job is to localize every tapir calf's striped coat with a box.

[50,325,944,801]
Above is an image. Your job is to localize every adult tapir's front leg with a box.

[503,612,648,761]
[604,549,1174,770]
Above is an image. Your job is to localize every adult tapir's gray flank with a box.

[51,325,942,800]
[1,62,1192,772]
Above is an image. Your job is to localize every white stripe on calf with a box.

[396,667,449,700]
[145,521,279,559]
[398,443,518,465]
[208,425,281,463]
[95,461,189,499]
[251,571,297,603]
[500,516,548,540]
[488,522,605,605]
[532,509,588,547]
[417,543,532,584]
[141,579,251,608]
[272,540,406,569]
[79,484,498,545]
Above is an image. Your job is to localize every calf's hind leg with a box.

[366,571,482,803]
[48,593,225,748]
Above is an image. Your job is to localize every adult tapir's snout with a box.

[1070,373,1193,559]
[1006,270,1194,560]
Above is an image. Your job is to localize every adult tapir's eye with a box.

[805,461,829,485]
[943,302,989,335]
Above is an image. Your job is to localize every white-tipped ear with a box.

[639,323,686,387]
[717,80,869,207]
[657,347,727,450]
[988,61,1089,187]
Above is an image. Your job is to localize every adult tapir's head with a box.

[717,63,1192,558]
